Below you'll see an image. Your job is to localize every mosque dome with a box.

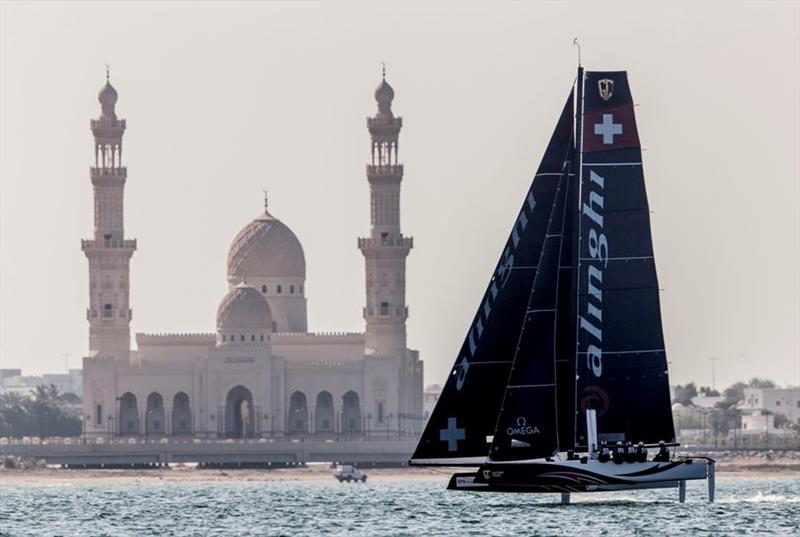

[374,78,395,104]
[98,81,118,107]
[227,209,306,282]
[216,282,273,332]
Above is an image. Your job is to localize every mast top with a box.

[573,38,582,68]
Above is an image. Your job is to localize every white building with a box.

[740,387,800,424]
[0,369,83,398]
[82,72,423,438]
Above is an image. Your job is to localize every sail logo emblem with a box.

[579,170,608,379]
[506,416,541,436]
[598,79,614,101]
[440,417,466,452]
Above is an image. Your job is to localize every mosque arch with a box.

[342,391,362,434]
[171,392,192,436]
[289,391,309,434]
[118,392,139,436]
[314,391,334,434]
[225,385,255,438]
[145,392,165,435]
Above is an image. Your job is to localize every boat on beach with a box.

[409,56,715,504]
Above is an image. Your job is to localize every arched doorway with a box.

[172,392,192,435]
[342,391,362,434]
[315,391,334,434]
[118,392,139,436]
[146,392,165,435]
[225,385,255,438]
[289,391,308,434]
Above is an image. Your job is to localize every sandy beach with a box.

[1,453,797,487]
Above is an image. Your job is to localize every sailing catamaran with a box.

[409,63,715,503]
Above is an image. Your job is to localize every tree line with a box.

[0,384,82,438]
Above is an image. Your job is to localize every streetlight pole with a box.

[709,357,721,392]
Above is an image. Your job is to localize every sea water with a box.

[0,476,798,536]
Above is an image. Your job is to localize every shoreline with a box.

[1,462,797,487]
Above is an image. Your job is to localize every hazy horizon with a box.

[1,1,798,391]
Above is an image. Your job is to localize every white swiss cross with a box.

[594,113,623,145]
[440,417,465,452]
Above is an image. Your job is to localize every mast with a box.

[570,65,585,449]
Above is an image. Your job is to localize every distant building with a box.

[81,72,423,439]
[739,387,800,424]
[0,369,83,398]
[691,394,724,408]
[423,384,442,423]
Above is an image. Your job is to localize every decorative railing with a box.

[90,166,127,176]
[366,164,403,176]
[81,239,137,249]
[357,236,413,249]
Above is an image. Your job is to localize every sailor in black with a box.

[635,442,648,463]
[598,442,611,463]
[612,441,625,464]
[653,441,670,462]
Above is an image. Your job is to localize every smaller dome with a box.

[216,282,272,333]
[374,78,394,104]
[98,82,118,107]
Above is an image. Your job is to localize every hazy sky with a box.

[1,1,798,391]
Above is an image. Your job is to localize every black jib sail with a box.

[573,71,675,446]
[487,153,573,462]
[409,90,575,466]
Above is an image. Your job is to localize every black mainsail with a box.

[411,68,675,469]
[410,91,576,465]
[573,71,675,446]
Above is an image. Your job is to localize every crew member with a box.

[653,440,670,462]
[635,442,648,463]
[598,442,611,463]
[625,441,637,463]
[612,441,625,464]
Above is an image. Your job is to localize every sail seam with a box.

[578,256,653,261]
[583,162,642,166]
[577,349,664,355]
[508,383,556,388]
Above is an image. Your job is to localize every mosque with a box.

[81,71,423,439]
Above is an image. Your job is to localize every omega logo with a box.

[506,416,541,436]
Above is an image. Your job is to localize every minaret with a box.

[358,68,413,356]
[81,70,136,362]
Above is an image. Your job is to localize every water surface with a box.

[1,475,798,536]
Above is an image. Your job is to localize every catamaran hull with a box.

[448,458,713,494]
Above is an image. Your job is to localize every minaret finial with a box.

[381,62,386,80]
[105,64,110,82]
[262,188,268,210]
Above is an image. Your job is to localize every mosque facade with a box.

[81,73,423,439]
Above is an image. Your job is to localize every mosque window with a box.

[277,285,282,294]
[251,334,256,342]
[240,334,245,342]
[95,404,103,426]
[272,322,277,332]
[262,285,267,294]
[290,285,295,294]
[103,304,113,318]
[260,334,264,342]
[377,402,385,423]
[222,335,226,342]
[380,302,390,316]
[299,285,303,294]
[381,232,388,245]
